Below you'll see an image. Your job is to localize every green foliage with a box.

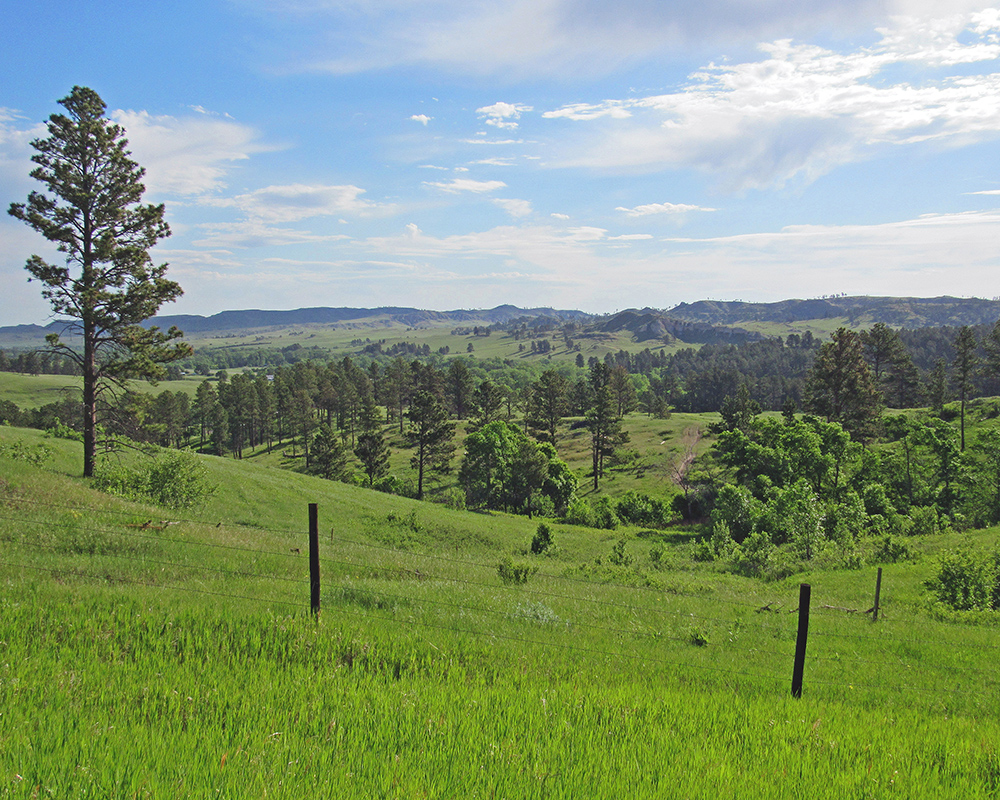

[608,537,632,567]
[615,490,674,527]
[45,418,83,441]
[730,531,775,578]
[872,534,914,564]
[8,86,190,477]
[530,522,553,554]
[926,547,999,611]
[0,439,53,466]
[310,424,352,482]
[497,556,536,585]
[92,450,215,509]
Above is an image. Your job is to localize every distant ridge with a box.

[666,296,1000,328]
[147,305,591,334]
[3,297,999,349]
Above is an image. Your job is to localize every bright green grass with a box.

[5,427,1000,797]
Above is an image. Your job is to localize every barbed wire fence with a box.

[2,498,998,707]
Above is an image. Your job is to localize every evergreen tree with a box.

[405,390,455,500]
[469,379,506,431]
[927,358,949,416]
[952,325,979,451]
[805,328,882,440]
[525,369,568,447]
[311,424,352,482]
[8,87,190,476]
[354,394,390,487]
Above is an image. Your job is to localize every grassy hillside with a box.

[4,426,1000,796]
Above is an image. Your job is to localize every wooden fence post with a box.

[872,567,883,622]
[791,583,811,699]
[309,503,320,615]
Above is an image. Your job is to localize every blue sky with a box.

[4,0,1000,324]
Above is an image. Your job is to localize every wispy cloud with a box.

[280,0,957,79]
[204,183,390,222]
[617,202,717,216]
[112,109,273,196]
[410,114,432,125]
[423,178,507,193]
[543,11,1000,188]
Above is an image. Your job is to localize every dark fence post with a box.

[309,503,320,615]
[872,567,883,622]
[791,583,811,699]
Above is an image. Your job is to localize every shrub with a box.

[530,522,553,554]
[564,497,619,530]
[564,498,594,527]
[615,490,673,528]
[909,506,939,536]
[591,497,620,530]
[926,548,998,611]
[497,556,536,585]
[0,440,53,466]
[872,534,913,564]
[608,537,632,567]
[93,450,215,509]
[730,531,775,578]
[145,451,215,509]
[373,475,418,498]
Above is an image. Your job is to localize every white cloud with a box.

[476,102,533,129]
[193,221,353,249]
[493,198,533,217]
[204,183,387,222]
[113,109,272,196]
[424,178,507,193]
[410,114,432,125]
[285,0,979,79]
[544,11,1000,188]
[617,202,717,216]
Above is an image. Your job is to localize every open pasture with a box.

[3,427,1000,796]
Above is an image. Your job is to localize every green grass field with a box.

[4,426,1000,797]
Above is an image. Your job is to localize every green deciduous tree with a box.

[8,87,190,476]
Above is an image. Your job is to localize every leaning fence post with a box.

[309,503,320,615]
[872,567,883,622]
[791,583,811,699]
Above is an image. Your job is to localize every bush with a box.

[530,523,553,554]
[145,451,215,509]
[564,498,594,527]
[591,497,620,530]
[608,537,632,567]
[615,490,673,528]
[563,497,619,530]
[926,548,998,611]
[372,475,418,498]
[909,506,939,536]
[497,556,536,585]
[730,531,775,578]
[93,450,215,509]
[872,534,913,564]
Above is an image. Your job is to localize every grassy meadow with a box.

[4,425,1000,797]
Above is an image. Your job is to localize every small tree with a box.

[354,394,390,487]
[405,390,455,500]
[311,424,352,482]
[8,87,190,476]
